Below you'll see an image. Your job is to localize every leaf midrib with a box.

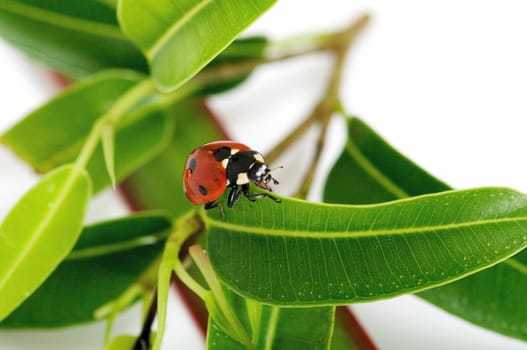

[146,0,214,58]
[345,137,409,198]
[0,0,124,39]
[346,122,527,275]
[207,215,527,239]
[0,167,85,291]
[66,229,169,260]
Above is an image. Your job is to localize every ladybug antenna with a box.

[269,165,282,185]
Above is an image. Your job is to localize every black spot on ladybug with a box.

[188,158,197,173]
[199,185,208,196]
[214,147,231,161]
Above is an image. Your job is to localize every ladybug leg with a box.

[227,185,243,208]
[242,184,265,202]
[242,184,281,203]
[204,201,224,220]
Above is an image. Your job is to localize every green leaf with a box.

[1,70,145,172]
[118,0,277,91]
[206,187,527,306]
[0,164,91,321]
[324,118,449,204]
[207,287,335,349]
[0,70,173,193]
[1,213,169,328]
[0,0,147,77]
[324,117,527,340]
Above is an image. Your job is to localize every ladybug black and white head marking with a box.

[225,150,278,188]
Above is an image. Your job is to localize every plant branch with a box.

[265,15,369,174]
[295,15,369,198]
[135,210,204,350]
[74,78,156,172]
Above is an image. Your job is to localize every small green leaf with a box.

[324,117,527,340]
[0,164,91,321]
[207,187,527,306]
[0,0,147,77]
[101,123,116,188]
[0,70,173,193]
[118,0,277,91]
[1,70,145,172]
[1,213,170,328]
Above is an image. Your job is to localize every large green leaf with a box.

[324,117,527,340]
[0,165,91,320]
[206,187,527,306]
[1,213,170,328]
[0,0,147,77]
[118,0,277,91]
[207,286,335,349]
[0,70,173,193]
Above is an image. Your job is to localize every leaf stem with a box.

[144,210,204,350]
[73,78,156,172]
[189,244,254,349]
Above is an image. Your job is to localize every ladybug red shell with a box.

[183,141,279,211]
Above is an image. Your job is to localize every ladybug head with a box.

[249,162,279,190]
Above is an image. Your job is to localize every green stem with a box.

[150,210,204,350]
[189,244,254,349]
[73,78,156,172]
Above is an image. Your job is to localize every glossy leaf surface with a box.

[207,187,527,306]
[118,0,277,91]
[0,0,147,77]
[0,165,91,320]
[1,213,170,328]
[324,118,527,340]
[0,70,173,193]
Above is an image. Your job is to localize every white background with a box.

[1,1,527,349]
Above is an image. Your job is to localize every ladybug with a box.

[183,141,280,214]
